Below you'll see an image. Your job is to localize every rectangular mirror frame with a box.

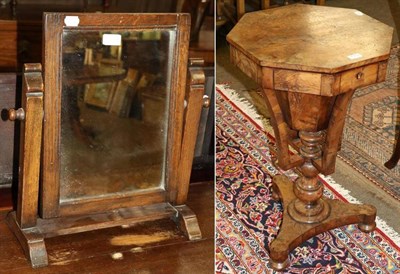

[41,13,190,218]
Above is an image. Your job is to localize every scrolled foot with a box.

[173,205,202,241]
[29,240,48,268]
[357,204,377,233]
[6,212,48,268]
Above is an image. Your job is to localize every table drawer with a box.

[339,63,380,93]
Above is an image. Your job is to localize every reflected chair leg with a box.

[236,0,245,20]
[261,0,270,9]
[385,135,400,169]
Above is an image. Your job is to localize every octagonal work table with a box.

[227,4,393,271]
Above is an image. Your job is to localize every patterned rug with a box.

[215,85,400,273]
[339,46,400,201]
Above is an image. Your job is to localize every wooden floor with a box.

[0,181,214,273]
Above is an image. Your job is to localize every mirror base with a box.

[6,203,201,268]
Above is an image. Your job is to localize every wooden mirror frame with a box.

[6,12,205,268]
[42,13,190,218]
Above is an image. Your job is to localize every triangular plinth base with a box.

[269,175,376,271]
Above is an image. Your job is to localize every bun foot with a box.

[269,257,289,272]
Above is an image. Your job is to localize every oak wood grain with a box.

[176,63,205,205]
[59,190,166,217]
[165,13,191,204]
[40,203,176,238]
[16,64,44,228]
[42,13,63,218]
[173,204,202,240]
[6,212,48,268]
[9,12,202,268]
[1,181,213,273]
[42,13,191,217]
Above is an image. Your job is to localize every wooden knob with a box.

[356,72,364,79]
[8,108,25,121]
[203,95,210,108]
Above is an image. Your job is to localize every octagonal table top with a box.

[227,4,393,73]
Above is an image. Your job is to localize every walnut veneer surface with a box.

[226,4,393,270]
[228,4,393,73]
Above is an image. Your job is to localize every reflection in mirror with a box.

[60,28,175,202]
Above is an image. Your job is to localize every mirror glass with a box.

[59,28,175,202]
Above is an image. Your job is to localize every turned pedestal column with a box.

[262,87,377,270]
[227,4,393,271]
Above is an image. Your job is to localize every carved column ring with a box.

[299,130,322,139]
[299,131,323,159]
[301,161,319,178]
[294,183,324,204]
[300,149,321,159]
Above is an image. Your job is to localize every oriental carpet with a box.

[215,84,400,273]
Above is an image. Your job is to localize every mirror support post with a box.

[175,58,206,205]
[15,63,44,228]
[171,58,205,241]
[6,63,48,268]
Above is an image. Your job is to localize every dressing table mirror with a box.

[6,12,205,268]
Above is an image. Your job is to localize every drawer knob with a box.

[356,72,364,79]
[8,108,25,121]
